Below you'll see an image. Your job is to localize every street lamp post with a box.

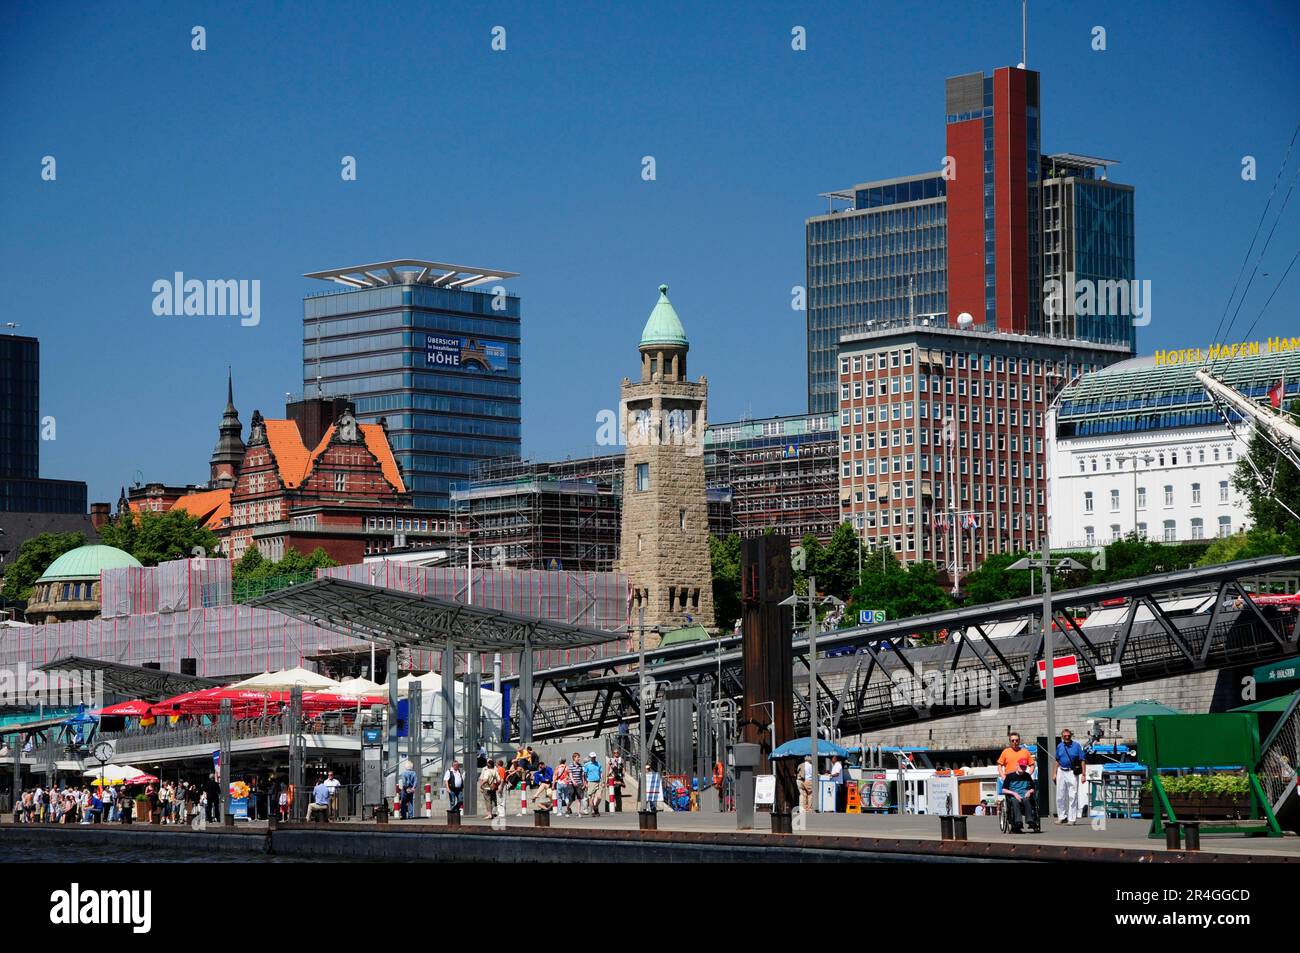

[1008,549,1086,813]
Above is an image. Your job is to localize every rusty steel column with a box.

[740,534,795,814]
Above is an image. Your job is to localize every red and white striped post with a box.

[424,782,432,815]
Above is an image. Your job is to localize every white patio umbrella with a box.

[229,667,339,691]
[81,764,150,784]
[335,676,385,697]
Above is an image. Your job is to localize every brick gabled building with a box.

[129,381,463,564]
[225,405,410,561]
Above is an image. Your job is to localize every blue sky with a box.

[2,0,1297,505]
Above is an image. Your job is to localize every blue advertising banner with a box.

[425,334,508,372]
[230,797,249,819]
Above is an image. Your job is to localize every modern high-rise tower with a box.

[806,66,1136,414]
[302,259,522,512]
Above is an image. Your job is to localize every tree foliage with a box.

[97,510,220,566]
[1,532,87,603]
[842,550,953,628]
[231,546,338,585]
[708,534,743,630]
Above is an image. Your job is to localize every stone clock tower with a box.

[616,284,715,639]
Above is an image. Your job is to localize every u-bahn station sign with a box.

[1154,336,1300,366]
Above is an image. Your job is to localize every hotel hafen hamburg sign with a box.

[1153,335,1300,366]
[425,334,508,372]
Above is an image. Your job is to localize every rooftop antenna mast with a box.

[1022,1,1028,68]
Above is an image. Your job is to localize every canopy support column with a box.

[463,651,480,817]
[520,634,534,744]
[441,642,456,785]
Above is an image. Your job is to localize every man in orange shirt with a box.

[996,732,1034,782]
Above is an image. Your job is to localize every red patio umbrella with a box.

[301,692,386,712]
[95,699,154,717]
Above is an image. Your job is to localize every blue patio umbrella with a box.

[769,737,851,759]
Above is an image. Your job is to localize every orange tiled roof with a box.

[301,424,405,494]
[263,419,313,488]
[170,488,232,530]
[360,423,406,493]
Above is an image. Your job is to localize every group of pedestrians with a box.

[470,747,668,818]
[995,728,1089,833]
[11,779,207,825]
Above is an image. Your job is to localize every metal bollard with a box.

[1164,823,1181,850]
[446,808,462,828]
[1184,824,1200,852]
[376,806,388,825]
[534,810,551,828]
[770,811,791,834]
[267,814,277,831]
[939,815,954,841]
[638,809,657,831]
[952,816,968,841]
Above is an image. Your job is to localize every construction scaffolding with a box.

[451,457,622,572]
[8,562,629,683]
[705,423,839,543]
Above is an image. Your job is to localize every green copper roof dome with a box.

[639,283,689,348]
[36,544,142,582]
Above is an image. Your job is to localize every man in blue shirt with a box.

[1054,727,1087,825]
[399,761,418,819]
[308,776,331,822]
[583,753,603,815]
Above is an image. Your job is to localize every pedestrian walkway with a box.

[343,809,1300,859]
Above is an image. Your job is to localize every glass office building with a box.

[302,260,522,512]
[1041,155,1137,349]
[806,65,1136,415]
[806,173,949,414]
[0,333,88,513]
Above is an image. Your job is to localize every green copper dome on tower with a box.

[639,283,689,348]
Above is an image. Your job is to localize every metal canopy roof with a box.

[35,656,224,700]
[249,577,624,652]
[303,259,519,290]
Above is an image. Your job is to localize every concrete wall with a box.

[844,664,1258,758]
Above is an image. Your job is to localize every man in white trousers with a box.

[1054,727,1087,824]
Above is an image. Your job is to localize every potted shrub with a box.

[1139,773,1251,819]
[133,793,151,824]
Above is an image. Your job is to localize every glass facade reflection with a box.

[303,283,521,511]
[0,334,88,513]
[806,174,948,414]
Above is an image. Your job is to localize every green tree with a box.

[231,546,270,584]
[709,534,743,628]
[98,510,219,566]
[1,531,87,603]
[1232,396,1300,542]
[959,551,1037,606]
[816,523,865,600]
[843,550,953,628]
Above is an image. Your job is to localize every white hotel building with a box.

[1049,350,1300,550]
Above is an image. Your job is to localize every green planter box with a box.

[1139,792,1252,820]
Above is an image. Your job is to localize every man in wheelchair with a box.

[1002,758,1040,833]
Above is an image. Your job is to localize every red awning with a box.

[95,700,154,717]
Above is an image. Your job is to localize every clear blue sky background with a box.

[2,0,1297,506]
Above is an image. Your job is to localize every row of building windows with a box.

[1082,517,1233,545]
[1076,445,1235,473]
[1083,481,1231,512]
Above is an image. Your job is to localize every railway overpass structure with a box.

[507,555,1300,749]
